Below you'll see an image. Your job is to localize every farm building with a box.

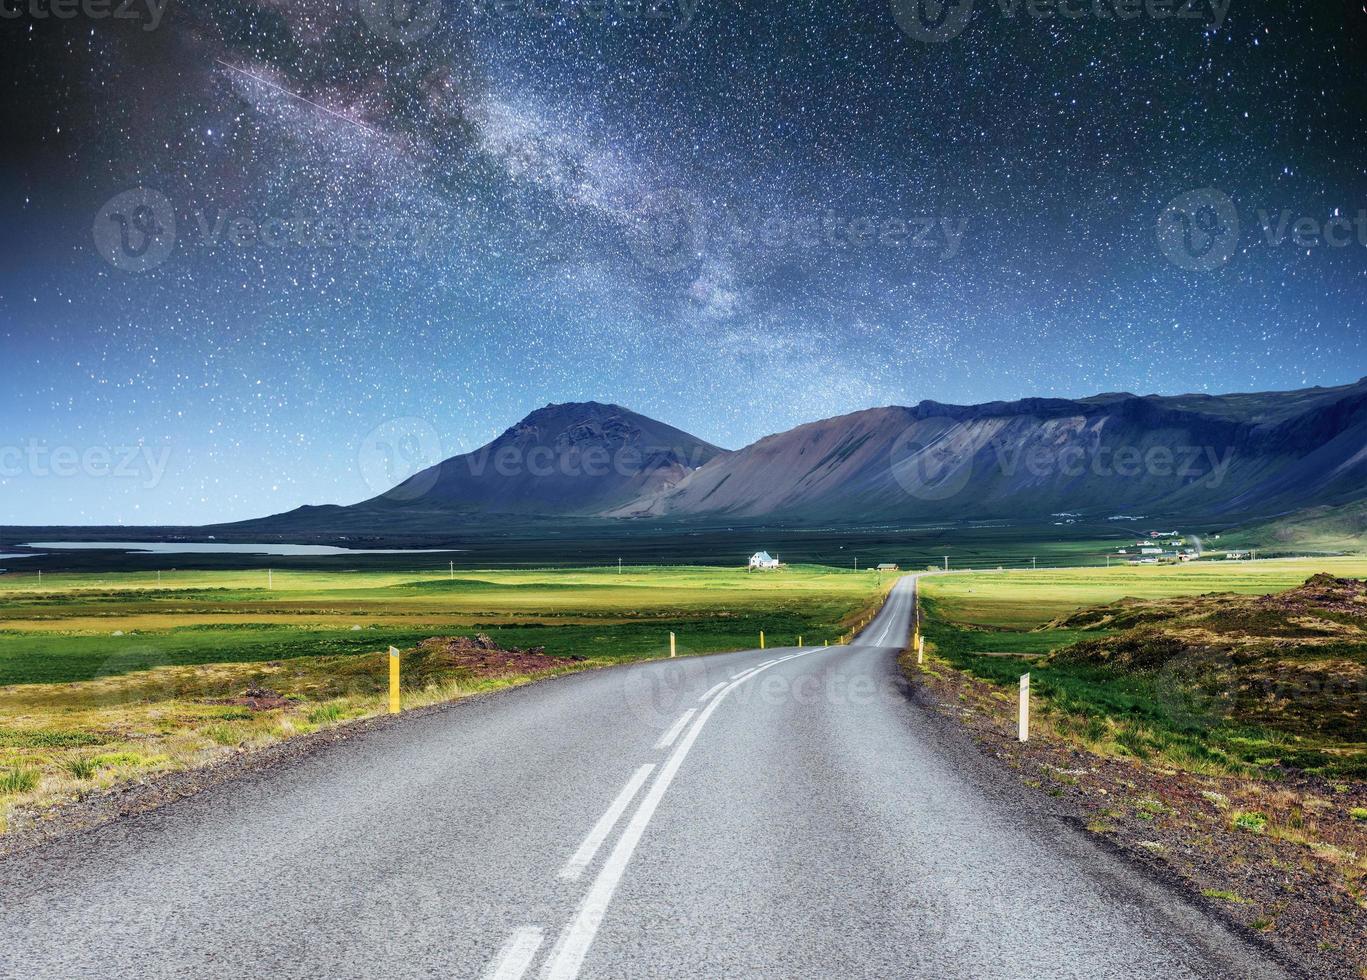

[748,551,781,570]
[877,563,899,571]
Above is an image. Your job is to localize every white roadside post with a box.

[917,634,924,665]
[1018,673,1030,742]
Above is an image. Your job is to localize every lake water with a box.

[20,541,466,556]
[0,553,43,561]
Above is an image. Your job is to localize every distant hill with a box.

[234,402,726,533]
[614,379,1367,522]
[228,379,1367,535]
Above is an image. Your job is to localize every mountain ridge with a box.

[230,379,1367,532]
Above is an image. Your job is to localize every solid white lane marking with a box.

[483,926,544,980]
[557,764,656,882]
[542,648,828,980]
[653,709,696,751]
[697,681,726,702]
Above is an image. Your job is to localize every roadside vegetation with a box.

[914,558,1367,977]
[0,564,887,832]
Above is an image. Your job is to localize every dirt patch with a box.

[209,684,293,710]
[1258,574,1367,618]
[907,652,1367,979]
[415,634,577,677]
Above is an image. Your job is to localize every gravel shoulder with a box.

[902,648,1364,979]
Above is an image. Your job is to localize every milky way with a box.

[2,0,1365,523]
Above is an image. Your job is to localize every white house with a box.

[748,551,781,570]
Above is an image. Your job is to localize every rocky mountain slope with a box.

[614,379,1367,521]
[234,379,1367,532]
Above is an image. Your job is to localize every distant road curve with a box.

[0,576,1288,979]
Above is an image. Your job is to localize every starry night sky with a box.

[2,0,1365,525]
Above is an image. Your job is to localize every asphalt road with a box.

[0,576,1288,979]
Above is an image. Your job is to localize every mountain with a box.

[237,402,726,532]
[609,379,1367,522]
[233,379,1367,535]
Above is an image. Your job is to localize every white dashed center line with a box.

[482,926,544,980]
[557,764,656,882]
[653,708,696,751]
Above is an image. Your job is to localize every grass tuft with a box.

[0,767,40,795]
[1201,888,1248,904]
[63,757,99,780]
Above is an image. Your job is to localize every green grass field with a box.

[919,558,1367,630]
[0,564,887,826]
[0,565,887,687]
[918,558,1367,778]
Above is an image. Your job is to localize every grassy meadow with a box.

[918,557,1367,778]
[0,564,888,828]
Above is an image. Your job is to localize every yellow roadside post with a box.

[760,630,766,649]
[669,631,676,657]
[388,646,401,714]
[797,635,803,648]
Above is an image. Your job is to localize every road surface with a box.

[0,576,1287,979]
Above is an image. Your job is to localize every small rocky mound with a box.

[415,634,571,677]
[1255,573,1367,617]
[222,684,293,710]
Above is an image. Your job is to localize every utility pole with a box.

[449,560,454,581]
[267,569,272,590]
[854,557,858,573]
[1032,556,1037,570]
[943,556,948,572]
[158,570,162,586]
[618,557,622,574]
